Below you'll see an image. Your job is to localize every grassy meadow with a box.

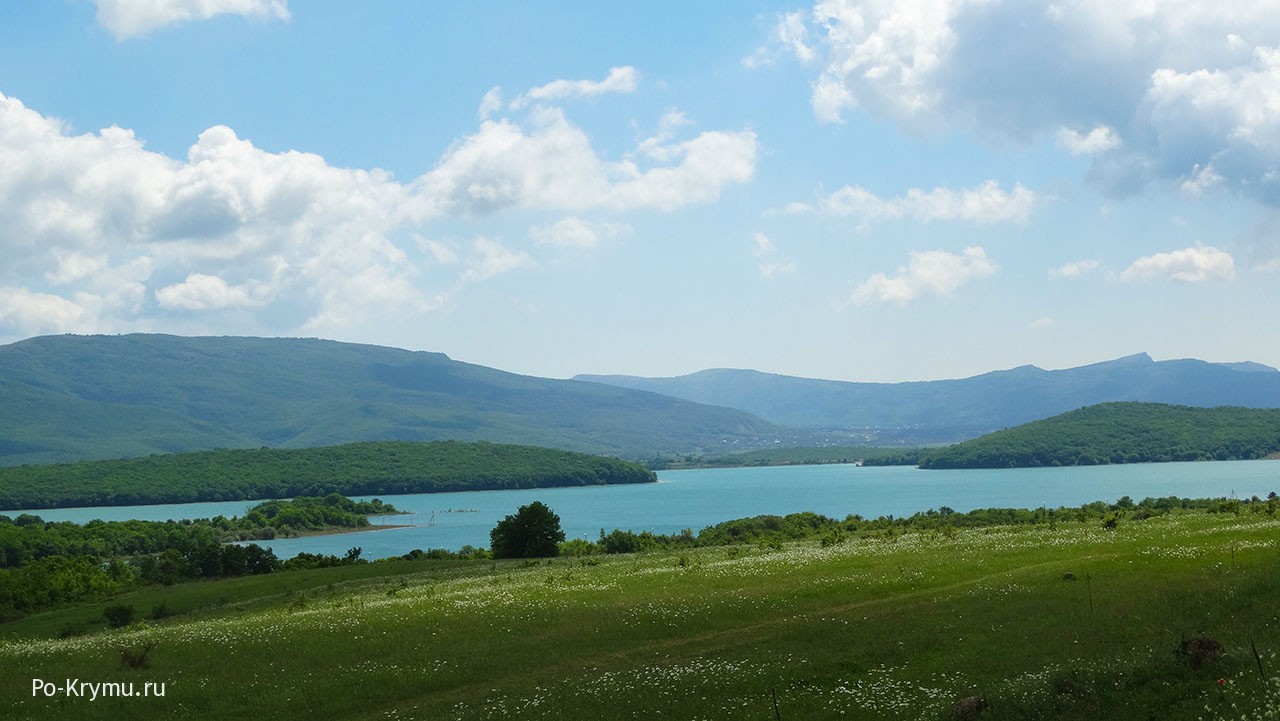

[2,510,1278,720]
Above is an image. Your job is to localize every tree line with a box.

[0,440,657,510]
[0,494,393,619]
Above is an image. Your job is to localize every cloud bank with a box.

[769,1,1280,203]
[0,69,757,337]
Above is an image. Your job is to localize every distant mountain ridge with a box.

[575,353,1280,441]
[0,334,780,466]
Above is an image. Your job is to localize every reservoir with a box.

[8,460,1277,559]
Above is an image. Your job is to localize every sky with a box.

[1,1,1278,383]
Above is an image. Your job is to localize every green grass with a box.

[2,511,1278,720]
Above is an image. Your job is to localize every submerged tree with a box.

[490,501,565,558]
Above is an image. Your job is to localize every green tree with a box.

[490,502,565,558]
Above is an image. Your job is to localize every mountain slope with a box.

[918,402,1280,469]
[576,353,1280,439]
[0,334,779,465]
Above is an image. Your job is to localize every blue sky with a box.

[1,1,1277,382]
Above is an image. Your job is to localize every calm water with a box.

[7,460,1277,560]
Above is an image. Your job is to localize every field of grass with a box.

[2,511,1278,720]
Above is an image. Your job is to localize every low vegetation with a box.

[1,498,1277,720]
[0,495,396,620]
[0,440,656,510]
[920,402,1280,469]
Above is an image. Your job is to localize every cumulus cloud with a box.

[772,1,1280,203]
[509,67,638,109]
[851,246,997,305]
[1057,126,1121,155]
[93,0,289,40]
[1120,245,1236,283]
[0,71,754,337]
[1049,259,1100,278]
[419,107,757,214]
[0,287,87,334]
[794,180,1035,224]
[530,217,630,249]
[155,272,267,310]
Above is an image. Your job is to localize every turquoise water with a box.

[7,460,1277,559]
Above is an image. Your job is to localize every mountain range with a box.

[0,334,778,466]
[576,353,1280,441]
[5,334,1280,468]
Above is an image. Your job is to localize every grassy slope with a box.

[0,334,778,465]
[921,402,1280,469]
[2,511,1277,720]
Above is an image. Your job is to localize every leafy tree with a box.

[490,502,565,558]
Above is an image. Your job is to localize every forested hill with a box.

[0,440,658,510]
[0,334,780,465]
[919,402,1280,469]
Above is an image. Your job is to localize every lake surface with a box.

[8,460,1277,560]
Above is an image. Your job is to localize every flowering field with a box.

[2,511,1278,720]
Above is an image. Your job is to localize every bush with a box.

[104,604,135,629]
[120,642,155,669]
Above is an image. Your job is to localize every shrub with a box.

[103,604,135,629]
[120,642,155,669]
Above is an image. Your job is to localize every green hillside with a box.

[0,441,656,510]
[920,402,1280,469]
[0,334,780,465]
[2,507,1276,720]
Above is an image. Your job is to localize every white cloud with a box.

[752,232,797,278]
[776,1,1280,203]
[44,250,109,286]
[418,238,460,265]
[1180,163,1224,196]
[1120,245,1236,283]
[462,237,534,282]
[530,217,630,249]
[478,87,503,121]
[1057,125,1121,155]
[0,77,754,337]
[1028,316,1056,330]
[851,246,997,305]
[744,11,815,68]
[155,272,266,310]
[798,180,1035,224]
[420,107,758,214]
[0,287,87,334]
[93,0,289,40]
[509,67,638,110]
[1049,259,1100,278]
